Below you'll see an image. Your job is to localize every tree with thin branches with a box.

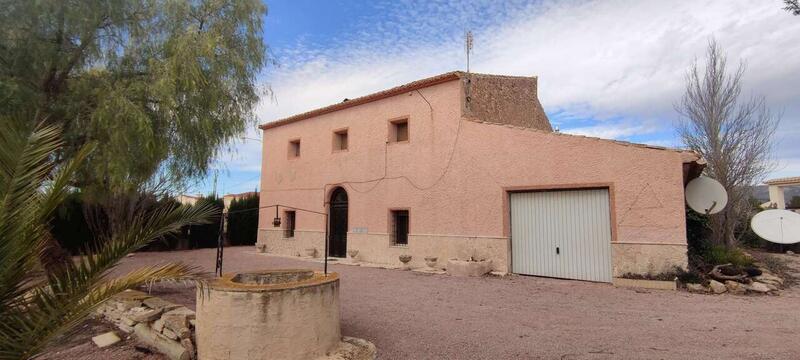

[785,0,800,15]
[676,40,780,248]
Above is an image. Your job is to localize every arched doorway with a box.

[328,187,348,258]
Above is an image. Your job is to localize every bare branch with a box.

[675,39,780,247]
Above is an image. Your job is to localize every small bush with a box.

[676,268,705,284]
[761,255,786,274]
[619,266,690,282]
[703,245,754,267]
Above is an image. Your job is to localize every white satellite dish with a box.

[685,176,728,214]
[751,209,800,245]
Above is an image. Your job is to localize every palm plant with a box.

[0,124,217,359]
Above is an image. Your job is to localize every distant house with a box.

[222,191,258,213]
[763,176,800,211]
[176,194,200,206]
[256,71,704,282]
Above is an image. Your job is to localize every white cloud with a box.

[209,0,800,193]
[563,120,660,140]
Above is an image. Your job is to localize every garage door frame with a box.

[504,183,617,282]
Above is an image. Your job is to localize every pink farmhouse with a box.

[257,72,704,282]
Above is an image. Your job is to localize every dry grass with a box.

[749,250,797,287]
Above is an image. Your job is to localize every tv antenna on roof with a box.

[465,30,473,73]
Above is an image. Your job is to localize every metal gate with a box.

[510,188,612,282]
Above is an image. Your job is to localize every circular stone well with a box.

[196,269,341,360]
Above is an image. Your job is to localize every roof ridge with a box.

[259,71,542,130]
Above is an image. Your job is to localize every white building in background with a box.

[763,176,800,211]
[176,194,200,206]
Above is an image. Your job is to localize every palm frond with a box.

[2,263,206,359]
[0,122,216,359]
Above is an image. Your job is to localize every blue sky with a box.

[188,0,800,196]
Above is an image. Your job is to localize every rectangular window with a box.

[288,139,300,158]
[284,211,296,238]
[389,118,409,143]
[390,210,409,245]
[333,129,348,151]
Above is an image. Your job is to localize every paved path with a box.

[117,247,800,360]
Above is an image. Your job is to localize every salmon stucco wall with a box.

[258,76,689,277]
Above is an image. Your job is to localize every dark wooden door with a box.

[329,187,348,258]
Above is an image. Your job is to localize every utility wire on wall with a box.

[261,87,465,201]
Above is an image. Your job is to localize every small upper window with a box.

[389,118,409,143]
[333,129,348,151]
[288,139,300,158]
[284,211,296,238]
[390,210,409,245]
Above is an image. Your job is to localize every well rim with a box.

[207,269,339,293]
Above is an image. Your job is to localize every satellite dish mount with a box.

[685,176,728,215]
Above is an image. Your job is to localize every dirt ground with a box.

[51,246,800,359]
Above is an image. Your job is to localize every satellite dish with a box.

[685,176,728,214]
[751,210,800,244]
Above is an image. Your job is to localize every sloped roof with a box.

[468,118,703,163]
[764,176,800,186]
[259,72,465,130]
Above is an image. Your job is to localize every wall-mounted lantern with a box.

[272,206,281,227]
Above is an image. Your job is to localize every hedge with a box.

[226,193,259,246]
[50,192,226,253]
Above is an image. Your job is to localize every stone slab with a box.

[134,323,189,360]
[91,332,121,348]
[446,259,492,277]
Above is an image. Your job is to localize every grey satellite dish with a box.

[685,176,728,214]
[751,209,800,245]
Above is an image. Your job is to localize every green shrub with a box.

[685,206,713,269]
[186,195,224,249]
[227,193,259,246]
[675,268,705,284]
[703,245,754,267]
[50,191,224,252]
[50,191,95,255]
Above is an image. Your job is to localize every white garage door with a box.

[510,189,612,282]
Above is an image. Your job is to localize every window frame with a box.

[388,117,410,144]
[332,128,349,152]
[287,138,301,159]
[389,209,410,246]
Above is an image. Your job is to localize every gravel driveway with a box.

[110,246,800,359]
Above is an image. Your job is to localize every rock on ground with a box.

[686,283,707,293]
[708,280,727,294]
[724,280,746,295]
[91,332,121,348]
[746,282,771,293]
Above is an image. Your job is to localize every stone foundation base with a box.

[258,229,688,278]
[258,229,509,272]
[612,243,687,277]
